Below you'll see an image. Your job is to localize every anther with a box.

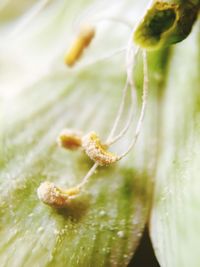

[65,24,95,67]
[37,181,80,208]
[82,132,118,166]
[57,129,82,150]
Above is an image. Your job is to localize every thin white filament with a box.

[76,47,126,70]
[93,16,133,29]
[70,19,146,190]
[118,50,148,160]
[106,87,136,146]
[106,80,129,142]
[77,162,98,189]
[76,35,141,189]
[106,44,139,143]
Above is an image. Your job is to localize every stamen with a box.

[118,50,149,160]
[57,129,82,150]
[65,24,95,67]
[106,88,135,146]
[74,49,148,190]
[106,43,139,144]
[38,10,149,207]
[37,181,80,208]
[76,162,98,189]
[65,10,133,67]
[82,132,118,166]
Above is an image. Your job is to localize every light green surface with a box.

[150,23,200,267]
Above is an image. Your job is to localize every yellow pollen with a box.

[82,132,118,166]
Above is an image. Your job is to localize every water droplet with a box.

[37,227,44,233]
[54,229,59,235]
[132,218,138,225]
[117,231,124,238]
[99,210,106,217]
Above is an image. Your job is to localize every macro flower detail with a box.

[82,132,119,166]
[37,11,150,206]
[37,0,199,211]
[64,24,95,67]
[1,0,199,266]
[134,0,200,49]
[37,181,80,208]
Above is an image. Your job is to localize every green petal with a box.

[150,22,200,266]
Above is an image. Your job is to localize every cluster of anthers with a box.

[37,15,149,208]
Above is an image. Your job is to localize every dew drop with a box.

[117,231,125,238]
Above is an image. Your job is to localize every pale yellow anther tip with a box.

[82,132,118,166]
[37,181,80,208]
[79,24,95,46]
[57,129,82,150]
[64,24,95,67]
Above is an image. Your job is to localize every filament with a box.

[118,50,148,160]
